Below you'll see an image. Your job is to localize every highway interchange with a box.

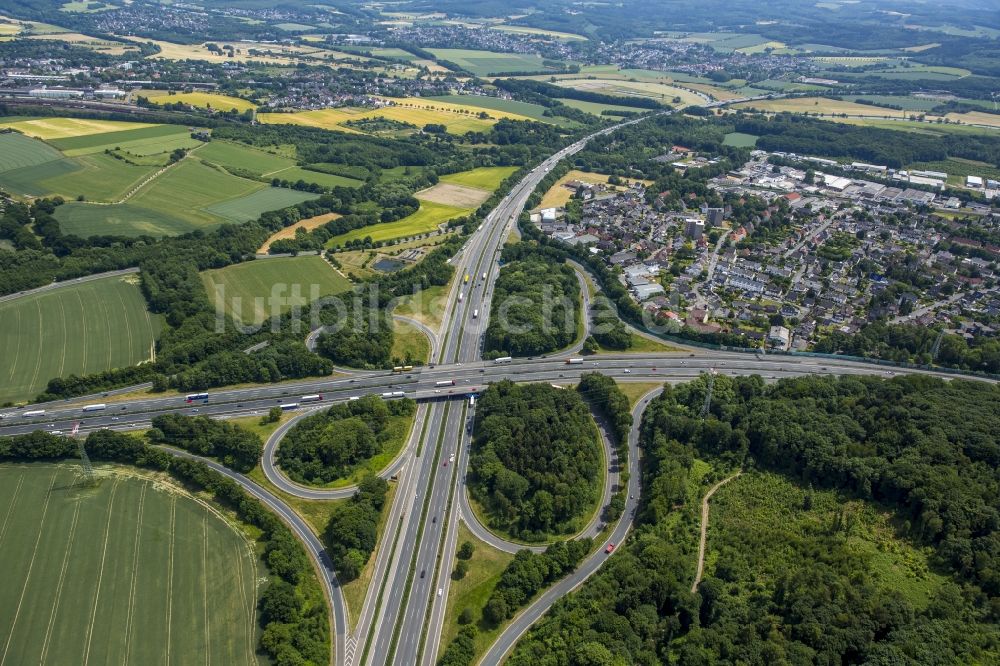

[2,100,995,666]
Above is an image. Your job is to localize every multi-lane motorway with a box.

[3,96,991,666]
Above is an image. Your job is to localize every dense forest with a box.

[469,381,602,541]
[734,114,1000,170]
[483,253,580,358]
[323,473,389,581]
[147,413,262,472]
[506,374,999,664]
[814,322,1000,375]
[276,396,415,484]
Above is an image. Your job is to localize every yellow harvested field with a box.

[811,56,890,66]
[556,79,705,107]
[733,96,912,116]
[681,82,745,101]
[491,25,587,40]
[0,21,24,36]
[538,170,651,209]
[415,182,491,208]
[736,40,786,54]
[260,96,532,135]
[133,38,331,66]
[142,90,256,112]
[258,212,340,253]
[902,42,941,52]
[0,117,155,140]
[412,59,450,73]
[26,32,137,54]
[944,111,1000,128]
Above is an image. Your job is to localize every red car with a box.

[443,461,448,467]
[605,543,615,554]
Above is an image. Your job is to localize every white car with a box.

[437,588,443,597]
[623,369,631,374]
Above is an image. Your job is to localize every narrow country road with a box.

[691,470,742,594]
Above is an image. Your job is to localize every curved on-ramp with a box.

[478,385,662,665]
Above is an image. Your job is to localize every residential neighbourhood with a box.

[533,147,1000,351]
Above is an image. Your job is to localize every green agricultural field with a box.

[0,159,84,198]
[0,274,160,404]
[326,200,470,247]
[560,98,648,116]
[269,166,363,189]
[197,139,295,176]
[439,166,516,190]
[55,159,264,237]
[0,463,264,665]
[426,94,551,121]
[425,48,555,76]
[204,187,318,223]
[40,152,159,201]
[49,124,199,157]
[200,255,350,326]
[0,132,63,172]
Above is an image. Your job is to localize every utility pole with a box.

[931,329,945,361]
[72,422,95,486]
[700,369,716,418]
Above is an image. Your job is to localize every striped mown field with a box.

[0,463,264,665]
[0,274,161,404]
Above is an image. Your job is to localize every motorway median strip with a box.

[415,401,467,664]
[385,402,450,663]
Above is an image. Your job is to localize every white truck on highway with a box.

[23,410,46,417]
[493,356,512,364]
[82,403,107,412]
[566,358,584,364]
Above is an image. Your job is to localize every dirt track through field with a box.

[691,471,742,593]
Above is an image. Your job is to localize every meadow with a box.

[439,166,517,190]
[425,48,556,76]
[722,131,759,147]
[708,471,949,612]
[200,255,351,326]
[440,522,515,659]
[391,318,430,365]
[0,274,160,404]
[328,201,467,248]
[0,464,263,665]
